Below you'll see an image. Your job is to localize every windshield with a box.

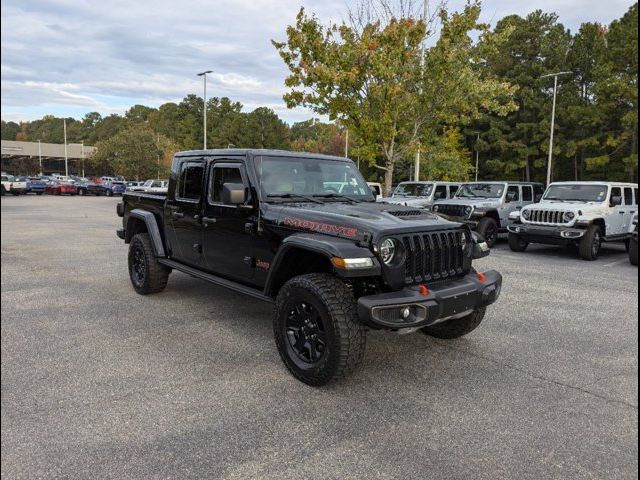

[456,183,505,199]
[392,183,433,198]
[258,156,374,201]
[543,184,608,202]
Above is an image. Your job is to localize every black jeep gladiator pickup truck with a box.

[117,149,502,385]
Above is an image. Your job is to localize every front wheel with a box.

[477,217,499,248]
[106,189,113,197]
[420,308,486,339]
[274,273,367,386]
[579,225,601,261]
[630,239,638,266]
[128,233,170,294]
[508,232,529,252]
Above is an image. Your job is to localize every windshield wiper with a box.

[545,197,565,202]
[313,193,361,203]
[266,193,324,204]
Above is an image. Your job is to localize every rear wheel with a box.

[508,232,528,252]
[579,225,602,261]
[128,233,170,294]
[477,217,499,248]
[274,273,367,386]
[78,189,85,196]
[106,189,113,197]
[420,308,486,339]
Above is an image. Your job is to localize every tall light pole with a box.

[541,71,571,185]
[414,0,429,182]
[344,128,349,158]
[80,141,85,178]
[197,70,213,150]
[37,139,42,175]
[63,118,68,177]
[474,132,480,182]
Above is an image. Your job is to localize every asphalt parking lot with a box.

[1,195,638,480]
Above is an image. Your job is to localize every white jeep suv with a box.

[508,182,638,260]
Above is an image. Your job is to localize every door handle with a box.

[171,211,184,219]
[202,216,217,225]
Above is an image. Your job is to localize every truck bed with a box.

[121,191,166,227]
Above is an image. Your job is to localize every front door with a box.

[167,159,205,267]
[607,186,625,236]
[202,160,256,283]
[501,185,521,226]
[622,187,637,232]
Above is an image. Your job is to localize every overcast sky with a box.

[0,0,635,125]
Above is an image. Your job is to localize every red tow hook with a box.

[418,284,429,296]
[477,272,487,282]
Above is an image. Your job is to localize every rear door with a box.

[622,187,636,232]
[166,159,205,266]
[201,158,256,282]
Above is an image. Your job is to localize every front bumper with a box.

[357,270,502,329]
[507,224,585,245]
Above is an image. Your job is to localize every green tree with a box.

[1,121,20,140]
[90,124,165,179]
[273,2,516,194]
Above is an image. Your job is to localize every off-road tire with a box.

[630,239,638,266]
[106,189,113,197]
[579,224,602,261]
[274,273,367,386]
[477,217,499,248]
[128,233,170,295]
[420,307,486,339]
[508,232,528,252]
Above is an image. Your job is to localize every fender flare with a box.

[126,209,166,257]
[264,233,380,297]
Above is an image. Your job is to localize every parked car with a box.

[143,179,169,194]
[630,215,638,266]
[76,180,104,196]
[127,181,145,190]
[22,177,46,195]
[431,181,544,247]
[103,180,127,196]
[383,181,461,209]
[508,181,639,261]
[116,149,501,385]
[1,174,28,195]
[45,180,78,196]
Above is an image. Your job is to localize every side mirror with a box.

[534,194,543,202]
[222,183,246,205]
[610,196,622,207]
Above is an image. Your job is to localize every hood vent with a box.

[387,210,426,218]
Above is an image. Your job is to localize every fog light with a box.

[401,307,411,319]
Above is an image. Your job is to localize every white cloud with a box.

[1,0,635,123]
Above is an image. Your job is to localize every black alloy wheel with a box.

[285,300,327,365]
[130,244,147,288]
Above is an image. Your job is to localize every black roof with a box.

[175,148,350,162]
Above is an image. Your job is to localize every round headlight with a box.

[433,205,440,212]
[464,206,473,216]
[379,238,396,265]
[522,209,531,219]
[564,211,576,222]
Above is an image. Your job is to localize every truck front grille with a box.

[435,204,468,217]
[524,209,570,225]
[400,230,465,285]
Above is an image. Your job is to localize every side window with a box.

[635,188,638,206]
[434,185,447,200]
[611,187,622,203]
[506,185,520,202]
[209,165,244,203]
[534,185,544,201]
[522,186,533,202]
[177,162,204,201]
[624,187,633,205]
[448,185,459,198]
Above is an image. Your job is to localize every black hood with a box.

[263,201,461,243]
